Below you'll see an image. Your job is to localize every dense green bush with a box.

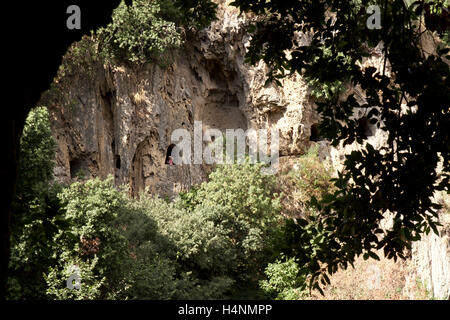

[130,176,281,298]
[259,255,307,300]
[43,161,282,300]
[52,0,218,72]
[7,106,64,300]
[43,177,181,300]
[45,256,104,300]
[124,196,237,299]
[181,161,282,227]
[97,0,182,65]
[15,107,56,192]
[45,177,129,299]
[176,161,284,297]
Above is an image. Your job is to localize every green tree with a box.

[184,161,282,227]
[128,195,237,299]
[44,173,270,300]
[260,255,307,300]
[113,197,182,299]
[225,0,450,292]
[7,106,64,299]
[177,161,284,297]
[45,177,129,299]
[43,177,184,300]
[97,0,182,65]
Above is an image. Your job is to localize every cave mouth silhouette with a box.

[70,158,83,179]
[310,124,323,142]
[115,155,121,169]
[165,144,176,164]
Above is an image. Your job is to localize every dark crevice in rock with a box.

[69,158,84,179]
[310,124,323,142]
[358,116,375,138]
[165,144,176,164]
[115,155,121,169]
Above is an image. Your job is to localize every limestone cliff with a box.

[46,0,318,199]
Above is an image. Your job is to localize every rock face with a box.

[409,199,450,300]
[45,0,449,298]
[47,0,317,199]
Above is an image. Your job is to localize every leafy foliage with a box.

[176,161,284,296]
[303,48,352,100]
[121,195,237,299]
[97,0,182,65]
[7,107,63,299]
[260,256,307,300]
[45,256,104,300]
[182,161,282,227]
[94,0,217,65]
[45,177,129,299]
[171,0,218,30]
[15,107,56,197]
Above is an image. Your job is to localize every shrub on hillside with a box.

[176,161,284,295]
[44,177,129,299]
[181,161,282,227]
[97,0,182,65]
[119,195,236,299]
[259,256,307,300]
[44,167,277,299]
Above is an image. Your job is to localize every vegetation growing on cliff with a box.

[58,0,217,69]
[7,107,62,299]
[41,0,218,109]
[97,0,182,65]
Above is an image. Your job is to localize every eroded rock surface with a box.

[47,0,318,199]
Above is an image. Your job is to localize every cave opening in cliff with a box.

[310,124,323,142]
[115,155,121,169]
[165,144,176,165]
[70,158,83,179]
